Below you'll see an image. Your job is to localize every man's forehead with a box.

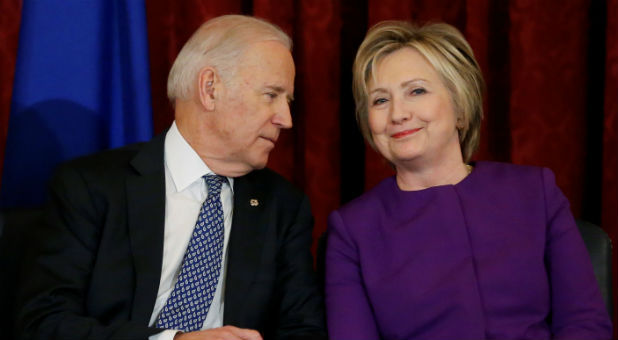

[238,40,292,61]
[231,40,295,92]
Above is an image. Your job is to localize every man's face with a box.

[208,40,295,174]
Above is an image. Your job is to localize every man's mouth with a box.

[260,136,277,144]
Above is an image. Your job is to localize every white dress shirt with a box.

[149,122,234,339]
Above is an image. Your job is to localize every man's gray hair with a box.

[167,15,292,103]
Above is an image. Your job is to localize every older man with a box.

[18,15,325,340]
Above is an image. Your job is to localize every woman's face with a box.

[367,47,461,170]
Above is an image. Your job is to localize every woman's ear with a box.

[197,67,217,111]
[456,114,465,130]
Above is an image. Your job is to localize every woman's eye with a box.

[410,88,426,95]
[372,98,388,105]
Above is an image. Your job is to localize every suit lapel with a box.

[126,133,166,323]
[224,172,271,325]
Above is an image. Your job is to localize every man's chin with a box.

[251,157,269,170]
[223,153,270,176]
[210,158,268,178]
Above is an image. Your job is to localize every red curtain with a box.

[1,0,617,331]
[0,0,21,183]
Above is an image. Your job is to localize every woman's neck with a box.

[395,155,471,191]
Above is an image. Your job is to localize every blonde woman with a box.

[325,21,612,339]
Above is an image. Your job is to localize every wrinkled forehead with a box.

[236,40,293,63]
[234,41,295,88]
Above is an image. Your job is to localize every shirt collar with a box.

[164,121,232,193]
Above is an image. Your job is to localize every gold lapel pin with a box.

[250,199,259,207]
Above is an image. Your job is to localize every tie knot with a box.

[203,174,225,196]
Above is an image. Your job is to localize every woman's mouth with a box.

[391,128,422,139]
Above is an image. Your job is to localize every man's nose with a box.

[273,102,293,129]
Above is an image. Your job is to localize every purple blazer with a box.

[326,161,612,339]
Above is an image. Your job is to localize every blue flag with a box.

[1,0,153,208]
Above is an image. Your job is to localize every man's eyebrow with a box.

[265,85,285,93]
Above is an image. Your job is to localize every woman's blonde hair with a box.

[353,21,484,162]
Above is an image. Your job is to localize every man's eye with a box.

[265,92,277,100]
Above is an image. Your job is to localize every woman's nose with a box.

[390,98,411,124]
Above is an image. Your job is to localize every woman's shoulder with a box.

[330,176,395,221]
[468,161,561,204]
[473,161,550,184]
[475,160,543,172]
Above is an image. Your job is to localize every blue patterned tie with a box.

[157,174,226,332]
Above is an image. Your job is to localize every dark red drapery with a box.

[1,0,616,332]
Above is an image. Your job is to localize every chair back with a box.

[0,208,44,338]
[576,219,614,319]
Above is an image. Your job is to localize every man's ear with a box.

[197,67,218,111]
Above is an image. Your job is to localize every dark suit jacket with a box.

[17,132,326,339]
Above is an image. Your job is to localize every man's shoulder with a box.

[53,135,163,185]
[58,142,146,174]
